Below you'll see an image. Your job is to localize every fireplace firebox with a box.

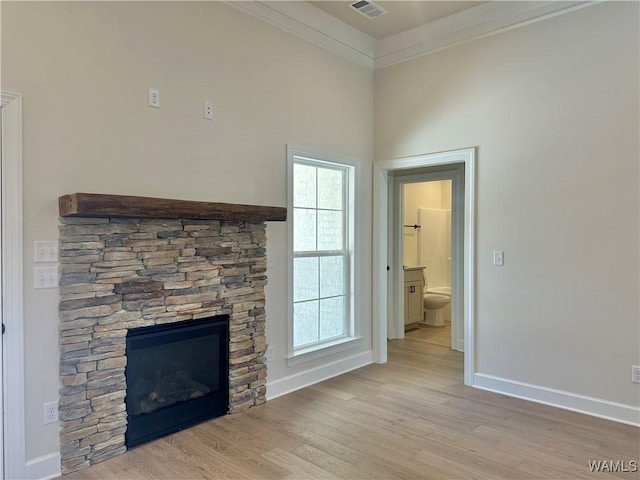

[125,316,229,448]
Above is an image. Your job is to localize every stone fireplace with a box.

[57,193,286,474]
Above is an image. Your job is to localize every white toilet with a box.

[426,286,451,324]
[423,287,451,327]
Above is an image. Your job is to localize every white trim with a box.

[224,1,375,70]
[375,1,594,69]
[24,452,60,480]
[474,373,640,427]
[227,1,596,71]
[372,167,388,363]
[287,337,362,367]
[286,145,364,365]
[373,148,475,384]
[0,93,19,108]
[1,93,26,480]
[266,351,373,401]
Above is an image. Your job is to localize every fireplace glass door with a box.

[125,316,229,448]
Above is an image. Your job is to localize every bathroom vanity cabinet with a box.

[404,267,425,330]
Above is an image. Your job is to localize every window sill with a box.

[287,336,362,367]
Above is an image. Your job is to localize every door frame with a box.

[1,92,25,480]
[372,147,475,385]
[390,167,464,351]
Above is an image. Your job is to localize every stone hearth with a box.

[57,194,285,474]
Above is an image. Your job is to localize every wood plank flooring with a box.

[405,323,451,347]
[64,338,639,479]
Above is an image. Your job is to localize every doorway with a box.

[372,148,475,385]
[401,178,456,349]
[390,166,464,350]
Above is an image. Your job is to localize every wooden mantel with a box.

[59,193,287,222]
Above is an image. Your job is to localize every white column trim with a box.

[1,92,26,480]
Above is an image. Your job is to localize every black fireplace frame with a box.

[124,315,230,448]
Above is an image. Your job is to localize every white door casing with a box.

[372,148,475,385]
[1,92,25,480]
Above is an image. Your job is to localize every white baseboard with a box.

[266,350,373,400]
[474,373,640,427]
[25,452,60,480]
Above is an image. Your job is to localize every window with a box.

[288,146,358,360]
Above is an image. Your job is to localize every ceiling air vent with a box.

[350,0,387,19]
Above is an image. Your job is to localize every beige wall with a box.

[2,1,373,461]
[4,0,639,468]
[376,2,639,407]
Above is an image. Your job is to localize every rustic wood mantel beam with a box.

[59,193,287,222]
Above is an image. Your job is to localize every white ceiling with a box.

[310,1,485,39]
[228,1,593,69]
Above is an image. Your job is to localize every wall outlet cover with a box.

[203,101,214,120]
[148,88,160,108]
[44,401,59,424]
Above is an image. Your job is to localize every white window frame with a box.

[287,145,362,366]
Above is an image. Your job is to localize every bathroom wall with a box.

[403,180,452,287]
[418,207,451,289]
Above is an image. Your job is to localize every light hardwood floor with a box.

[64,339,639,479]
[405,323,451,347]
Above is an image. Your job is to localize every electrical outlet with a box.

[148,88,160,108]
[34,266,58,289]
[493,250,504,266]
[203,101,213,120]
[265,346,274,363]
[34,241,58,263]
[44,401,58,424]
[632,365,640,384]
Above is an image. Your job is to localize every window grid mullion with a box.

[292,157,351,350]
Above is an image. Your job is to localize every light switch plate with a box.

[493,250,504,266]
[34,267,58,289]
[34,241,58,263]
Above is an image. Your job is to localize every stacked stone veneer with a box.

[58,217,268,474]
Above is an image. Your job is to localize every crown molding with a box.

[224,1,376,70]
[226,1,596,71]
[1,91,20,107]
[375,1,595,69]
